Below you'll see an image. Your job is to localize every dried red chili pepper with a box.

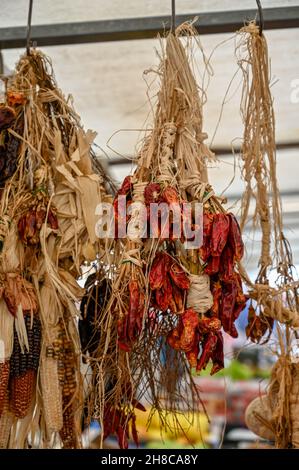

[179,308,199,351]
[185,332,200,368]
[117,175,133,196]
[196,332,218,372]
[210,280,222,317]
[168,296,178,314]
[149,252,167,290]
[205,255,221,275]
[245,306,273,343]
[198,316,221,334]
[162,186,179,204]
[219,244,235,281]
[220,281,238,338]
[169,263,190,290]
[172,282,184,313]
[144,182,161,204]
[211,331,224,375]
[228,213,244,261]
[131,413,139,447]
[167,317,184,350]
[117,425,129,449]
[211,213,230,256]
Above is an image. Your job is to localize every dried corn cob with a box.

[10,369,35,419]
[40,354,63,433]
[59,395,77,449]
[0,360,10,418]
[0,409,14,448]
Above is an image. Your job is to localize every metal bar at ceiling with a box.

[0,6,299,49]
[107,141,299,166]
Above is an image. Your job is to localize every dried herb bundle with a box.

[84,24,247,448]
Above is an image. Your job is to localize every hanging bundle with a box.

[236,22,299,448]
[236,22,299,342]
[0,49,112,448]
[83,23,247,448]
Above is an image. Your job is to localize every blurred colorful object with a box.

[134,407,209,448]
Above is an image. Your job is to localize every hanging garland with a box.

[0,50,112,448]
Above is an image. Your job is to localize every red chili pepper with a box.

[219,244,235,281]
[199,213,213,261]
[168,296,178,313]
[47,208,59,230]
[162,186,180,204]
[196,332,218,372]
[211,213,230,256]
[220,281,238,338]
[167,317,184,350]
[144,182,161,204]
[245,306,273,343]
[198,316,221,334]
[228,213,244,261]
[185,332,200,368]
[117,175,133,196]
[156,275,172,312]
[210,280,222,317]
[169,263,190,290]
[179,308,199,351]
[149,252,167,290]
[205,255,221,275]
[211,331,224,375]
[117,425,128,449]
[131,413,139,447]
[172,282,184,313]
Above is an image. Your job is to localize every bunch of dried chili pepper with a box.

[117,279,145,352]
[149,251,189,314]
[200,212,247,338]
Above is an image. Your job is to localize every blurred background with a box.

[1,0,299,449]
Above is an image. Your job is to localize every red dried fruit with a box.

[144,182,161,204]
[196,332,218,372]
[149,252,167,290]
[211,331,224,375]
[172,282,184,313]
[219,244,235,281]
[162,186,179,204]
[228,213,244,261]
[219,281,238,338]
[211,213,230,256]
[205,255,221,275]
[198,316,221,334]
[210,280,222,317]
[117,175,133,196]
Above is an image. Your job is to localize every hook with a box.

[171,0,176,33]
[26,0,34,55]
[256,0,264,36]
